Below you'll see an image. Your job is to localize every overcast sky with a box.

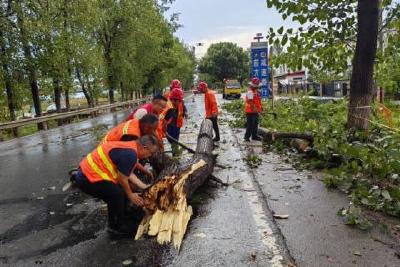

[166,0,298,58]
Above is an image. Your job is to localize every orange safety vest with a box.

[102,119,141,143]
[158,100,184,137]
[177,101,184,128]
[245,89,262,113]
[204,90,219,118]
[80,141,138,184]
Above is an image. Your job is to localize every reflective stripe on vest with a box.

[87,152,114,182]
[80,142,138,184]
[102,119,140,143]
[122,120,132,135]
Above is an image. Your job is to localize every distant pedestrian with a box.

[244,77,263,142]
[198,82,220,141]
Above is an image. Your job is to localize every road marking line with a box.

[224,126,284,266]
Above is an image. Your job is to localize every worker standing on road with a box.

[198,82,220,141]
[244,77,263,142]
[73,135,159,236]
[126,94,167,121]
[159,87,185,156]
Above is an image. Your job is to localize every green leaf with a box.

[382,190,392,201]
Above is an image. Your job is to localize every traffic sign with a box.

[250,42,269,99]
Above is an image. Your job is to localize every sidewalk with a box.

[234,128,400,267]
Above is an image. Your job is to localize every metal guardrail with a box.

[0,97,150,131]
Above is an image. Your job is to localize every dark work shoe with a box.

[244,138,250,142]
[213,137,220,142]
[252,136,262,141]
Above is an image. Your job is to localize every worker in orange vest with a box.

[103,114,159,143]
[198,82,220,141]
[101,114,160,181]
[73,135,159,236]
[126,94,167,121]
[159,87,185,156]
[244,77,263,142]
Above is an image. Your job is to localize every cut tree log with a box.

[258,127,314,145]
[135,119,215,249]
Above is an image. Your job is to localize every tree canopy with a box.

[266,0,400,130]
[198,42,249,85]
[0,0,195,126]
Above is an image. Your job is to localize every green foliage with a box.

[224,98,400,217]
[337,207,372,231]
[375,15,400,95]
[198,42,249,84]
[266,0,357,81]
[0,0,195,124]
[266,0,400,88]
[246,154,262,169]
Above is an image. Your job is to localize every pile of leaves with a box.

[223,97,400,217]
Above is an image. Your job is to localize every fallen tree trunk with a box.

[135,119,215,249]
[258,127,314,144]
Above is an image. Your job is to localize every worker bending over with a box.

[198,82,220,141]
[126,94,167,121]
[103,114,159,142]
[244,77,263,142]
[102,114,160,181]
[73,135,159,236]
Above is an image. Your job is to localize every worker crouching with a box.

[73,135,159,236]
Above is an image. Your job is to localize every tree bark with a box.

[53,79,62,113]
[258,127,314,144]
[76,68,93,107]
[16,6,44,130]
[347,0,379,130]
[0,31,17,137]
[53,78,63,126]
[136,120,216,249]
[146,119,215,200]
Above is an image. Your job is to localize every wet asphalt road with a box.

[1,94,398,267]
[0,95,290,266]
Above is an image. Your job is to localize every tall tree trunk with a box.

[0,31,17,136]
[101,28,115,104]
[16,5,44,130]
[53,78,63,126]
[347,0,379,130]
[63,1,72,111]
[120,81,126,101]
[377,0,384,103]
[86,77,95,107]
[76,68,93,107]
[53,79,62,113]
[106,58,115,103]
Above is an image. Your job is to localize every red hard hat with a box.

[198,82,208,91]
[169,88,184,101]
[249,77,261,88]
[170,79,181,89]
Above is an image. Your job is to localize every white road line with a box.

[226,127,285,267]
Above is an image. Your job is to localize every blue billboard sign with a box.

[250,42,269,99]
